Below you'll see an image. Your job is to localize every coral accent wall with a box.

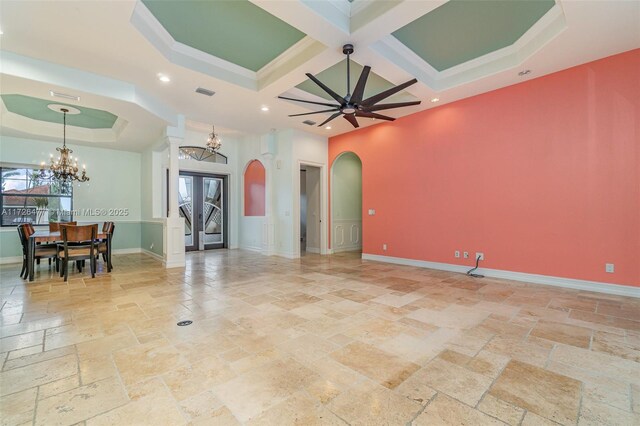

[244,160,266,216]
[329,49,640,287]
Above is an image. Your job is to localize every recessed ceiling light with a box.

[518,69,531,76]
[430,97,440,103]
[261,106,269,112]
[325,126,331,130]
[157,73,171,83]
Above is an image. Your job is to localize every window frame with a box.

[0,165,74,227]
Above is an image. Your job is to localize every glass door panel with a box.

[177,173,227,251]
[178,176,194,249]
[203,177,223,245]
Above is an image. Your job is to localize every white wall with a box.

[305,166,321,252]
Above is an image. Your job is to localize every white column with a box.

[168,137,180,220]
[261,131,277,256]
[164,122,186,268]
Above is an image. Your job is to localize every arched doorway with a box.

[331,152,362,253]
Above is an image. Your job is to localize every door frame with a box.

[293,160,328,258]
[178,171,229,251]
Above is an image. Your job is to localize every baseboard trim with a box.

[0,256,22,265]
[141,249,164,262]
[239,245,262,253]
[306,247,321,254]
[112,248,143,255]
[332,245,362,254]
[361,253,640,298]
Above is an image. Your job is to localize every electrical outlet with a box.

[382,244,387,251]
[475,252,484,261]
[454,250,460,258]
[463,251,469,259]
[368,209,376,216]
[605,263,615,273]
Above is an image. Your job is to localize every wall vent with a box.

[302,120,316,126]
[195,87,215,96]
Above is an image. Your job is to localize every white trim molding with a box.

[362,253,640,298]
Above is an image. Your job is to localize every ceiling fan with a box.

[278,44,421,128]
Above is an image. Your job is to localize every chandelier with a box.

[43,108,89,184]
[206,125,222,152]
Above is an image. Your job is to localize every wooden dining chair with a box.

[17,224,57,279]
[56,224,99,282]
[98,222,115,272]
[49,221,77,232]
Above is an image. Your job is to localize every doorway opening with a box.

[178,172,228,251]
[330,152,362,253]
[300,165,321,255]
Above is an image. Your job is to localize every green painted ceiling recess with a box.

[1,94,118,129]
[142,0,306,72]
[392,0,555,71]
[296,59,417,103]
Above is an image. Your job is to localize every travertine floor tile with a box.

[35,377,128,426]
[1,251,638,425]
[0,353,77,396]
[413,393,504,425]
[415,357,494,406]
[327,380,422,425]
[330,341,420,389]
[489,360,581,425]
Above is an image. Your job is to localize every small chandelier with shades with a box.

[42,107,89,184]
[206,124,222,153]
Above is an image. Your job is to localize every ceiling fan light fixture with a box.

[278,44,421,129]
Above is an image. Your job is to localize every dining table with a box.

[27,228,110,281]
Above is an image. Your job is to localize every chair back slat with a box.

[18,223,34,240]
[102,221,115,234]
[49,221,77,232]
[62,224,97,243]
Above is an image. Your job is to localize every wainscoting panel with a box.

[332,219,362,253]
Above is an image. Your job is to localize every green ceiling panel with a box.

[392,0,555,71]
[296,59,417,103]
[1,95,118,129]
[142,0,306,72]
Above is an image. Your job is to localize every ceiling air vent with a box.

[195,87,215,97]
[302,120,316,126]
[49,91,80,101]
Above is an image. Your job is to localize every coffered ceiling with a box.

[0,0,638,150]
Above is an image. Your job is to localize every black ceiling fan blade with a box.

[289,109,340,117]
[350,65,371,104]
[355,111,396,121]
[364,100,422,112]
[278,96,340,108]
[305,73,346,105]
[318,112,342,127]
[343,114,359,128]
[361,78,418,107]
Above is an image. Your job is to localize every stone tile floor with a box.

[0,250,639,425]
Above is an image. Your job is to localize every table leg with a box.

[107,235,113,272]
[28,237,35,281]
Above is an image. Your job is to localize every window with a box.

[178,146,227,164]
[0,166,73,226]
